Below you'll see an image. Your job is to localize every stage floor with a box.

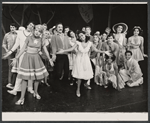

[2,58,148,112]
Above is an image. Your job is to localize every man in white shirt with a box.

[3,22,35,95]
[2,23,18,89]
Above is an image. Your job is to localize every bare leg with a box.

[7,77,22,95]
[28,80,34,93]
[84,80,92,89]
[15,80,27,105]
[20,80,28,100]
[34,81,41,99]
[76,79,81,97]
[45,76,50,86]
[104,73,108,88]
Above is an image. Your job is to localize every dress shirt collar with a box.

[8,31,17,35]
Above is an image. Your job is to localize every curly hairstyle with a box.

[132,26,143,36]
[77,30,90,42]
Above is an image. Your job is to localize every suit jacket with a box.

[125,58,143,81]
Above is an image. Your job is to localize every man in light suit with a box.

[119,50,143,87]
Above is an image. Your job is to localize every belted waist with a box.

[132,46,139,49]
[26,47,39,54]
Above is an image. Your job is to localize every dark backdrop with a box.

[2,4,148,53]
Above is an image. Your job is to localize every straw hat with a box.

[112,23,128,33]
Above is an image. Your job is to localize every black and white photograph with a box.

[1,2,148,121]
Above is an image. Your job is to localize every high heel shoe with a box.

[28,89,34,94]
[7,90,17,95]
[33,93,41,99]
[45,82,50,87]
[15,99,24,105]
[76,93,81,97]
[76,91,81,97]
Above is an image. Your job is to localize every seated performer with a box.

[103,54,125,90]
[118,50,143,87]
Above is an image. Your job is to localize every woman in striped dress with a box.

[11,25,54,105]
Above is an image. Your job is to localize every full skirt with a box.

[17,52,49,80]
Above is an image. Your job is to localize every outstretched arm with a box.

[10,38,28,66]
[91,44,105,53]
[57,43,78,54]
[15,39,28,59]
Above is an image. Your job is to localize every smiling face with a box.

[125,52,132,61]
[64,27,69,34]
[133,28,140,36]
[117,25,123,33]
[70,31,75,38]
[107,36,114,45]
[79,32,86,42]
[85,27,91,35]
[43,31,50,38]
[93,35,99,43]
[27,23,34,32]
[102,33,107,40]
[34,28,42,38]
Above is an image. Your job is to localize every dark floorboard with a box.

[2,57,148,112]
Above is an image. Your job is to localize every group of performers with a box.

[2,21,147,105]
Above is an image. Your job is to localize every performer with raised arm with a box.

[112,23,128,67]
[3,22,35,95]
[57,31,110,97]
[10,24,53,105]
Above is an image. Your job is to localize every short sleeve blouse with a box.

[25,36,43,48]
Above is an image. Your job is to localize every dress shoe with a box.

[15,98,24,105]
[7,90,17,95]
[28,89,34,94]
[33,93,41,99]
[84,83,92,89]
[6,83,14,89]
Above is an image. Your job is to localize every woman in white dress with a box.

[127,26,148,61]
[57,31,110,97]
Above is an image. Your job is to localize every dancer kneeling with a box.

[118,50,143,87]
[11,25,54,105]
[103,54,125,90]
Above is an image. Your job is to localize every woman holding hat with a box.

[112,23,128,67]
[10,24,54,105]
[127,26,148,61]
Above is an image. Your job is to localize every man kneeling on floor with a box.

[118,50,143,87]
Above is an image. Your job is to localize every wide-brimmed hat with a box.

[112,23,128,33]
